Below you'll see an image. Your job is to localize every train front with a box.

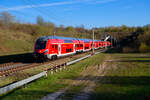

[34,37,49,59]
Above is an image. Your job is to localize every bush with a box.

[139,43,150,53]
[122,47,138,53]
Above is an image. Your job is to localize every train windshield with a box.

[35,40,47,49]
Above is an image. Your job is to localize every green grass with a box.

[93,53,150,100]
[2,51,150,100]
[0,29,34,56]
[0,53,106,100]
[0,65,45,88]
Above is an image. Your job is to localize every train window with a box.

[66,48,72,52]
[85,47,88,49]
[52,45,54,48]
[59,46,61,51]
[80,44,83,47]
[35,40,47,49]
[55,45,58,50]
[66,49,68,52]
[76,44,79,47]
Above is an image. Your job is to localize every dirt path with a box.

[41,89,66,100]
[72,61,107,100]
[41,56,111,100]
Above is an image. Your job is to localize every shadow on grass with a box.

[113,60,150,63]
[120,56,150,59]
[94,76,150,100]
[105,48,122,53]
[72,75,150,100]
[0,53,35,64]
[98,76,150,86]
[106,58,150,63]
[72,76,150,86]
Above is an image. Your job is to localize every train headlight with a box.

[44,49,48,53]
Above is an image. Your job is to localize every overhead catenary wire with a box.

[0,5,38,23]
[1,0,81,31]
[27,0,67,21]
[22,0,71,25]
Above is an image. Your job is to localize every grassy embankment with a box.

[0,53,106,100]
[1,52,150,100]
[93,53,150,100]
[0,29,34,56]
[0,51,91,88]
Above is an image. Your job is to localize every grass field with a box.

[0,29,34,56]
[93,53,150,100]
[0,53,106,100]
[1,53,150,100]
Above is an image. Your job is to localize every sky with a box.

[0,0,150,28]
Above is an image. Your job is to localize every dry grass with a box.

[0,29,34,55]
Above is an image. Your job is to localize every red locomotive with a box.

[34,36,111,60]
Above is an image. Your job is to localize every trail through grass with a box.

[2,53,149,100]
[0,53,106,100]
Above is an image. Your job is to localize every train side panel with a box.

[34,36,112,60]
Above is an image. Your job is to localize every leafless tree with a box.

[0,11,14,26]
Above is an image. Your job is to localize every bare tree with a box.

[0,11,14,26]
[36,16,44,26]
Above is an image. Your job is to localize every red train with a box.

[34,36,111,60]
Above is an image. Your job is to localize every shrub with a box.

[122,47,138,53]
[139,43,150,53]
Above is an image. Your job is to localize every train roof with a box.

[37,35,101,43]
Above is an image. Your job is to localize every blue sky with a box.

[0,0,150,28]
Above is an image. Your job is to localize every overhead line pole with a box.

[54,31,56,36]
[92,29,95,54]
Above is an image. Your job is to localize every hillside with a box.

[0,29,34,56]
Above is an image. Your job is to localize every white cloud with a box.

[1,1,75,11]
[94,0,118,4]
[1,0,118,11]
[82,0,118,4]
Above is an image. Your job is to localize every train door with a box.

[58,44,61,55]
[75,44,78,51]
[50,44,55,54]
[54,44,58,54]
[51,44,58,54]
[73,44,75,53]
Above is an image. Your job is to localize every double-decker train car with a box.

[34,36,111,60]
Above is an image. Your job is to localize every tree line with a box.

[0,11,150,53]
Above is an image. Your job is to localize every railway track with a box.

[0,51,93,77]
[0,62,17,68]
